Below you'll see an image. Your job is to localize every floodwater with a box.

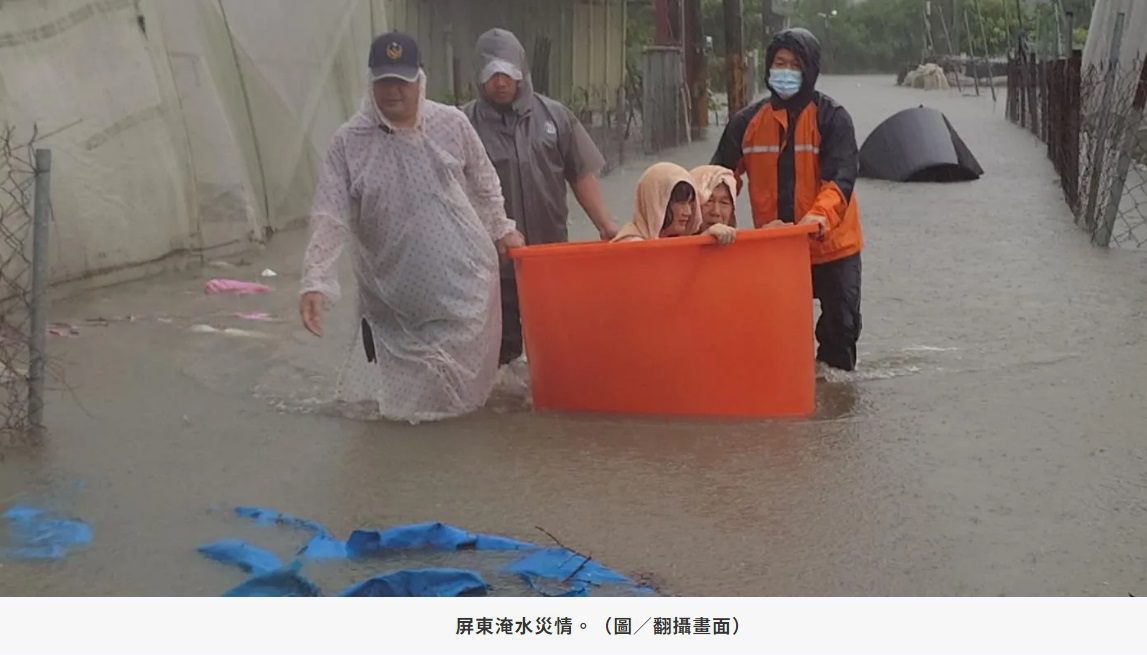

[3,76,1147,596]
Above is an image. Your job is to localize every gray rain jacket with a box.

[463,28,605,246]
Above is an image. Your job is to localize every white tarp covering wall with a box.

[0,0,382,286]
[0,0,626,287]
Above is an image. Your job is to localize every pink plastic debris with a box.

[48,323,79,337]
[205,279,273,296]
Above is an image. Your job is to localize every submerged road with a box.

[2,75,1146,596]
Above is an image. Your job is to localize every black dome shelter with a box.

[859,105,983,182]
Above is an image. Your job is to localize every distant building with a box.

[383,0,627,110]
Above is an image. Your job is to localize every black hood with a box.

[765,28,822,106]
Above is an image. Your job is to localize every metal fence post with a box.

[1083,12,1125,235]
[27,148,50,431]
[1095,58,1147,247]
[1065,49,1082,213]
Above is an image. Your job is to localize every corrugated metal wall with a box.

[380,0,626,107]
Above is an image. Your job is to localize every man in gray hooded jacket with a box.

[464,28,617,367]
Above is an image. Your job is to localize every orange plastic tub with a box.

[509,224,818,418]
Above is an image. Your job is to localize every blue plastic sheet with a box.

[346,522,534,556]
[522,575,590,597]
[3,506,43,522]
[198,539,282,576]
[204,506,648,597]
[234,506,326,533]
[338,568,488,597]
[223,563,322,597]
[504,547,634,586]
[298,533,348,560]
[234,506,347,560]
[2,505,92,561]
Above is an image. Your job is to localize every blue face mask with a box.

[769,68,803,100]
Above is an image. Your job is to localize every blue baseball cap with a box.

[369,32,421,82]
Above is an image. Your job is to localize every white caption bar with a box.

[2,597,1144,654]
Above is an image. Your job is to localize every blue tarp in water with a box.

[346,522,534,556]
[505,547,634,586]
[198,539,282,576]
[2,505,92,561]
[234,506,327,532]
[234,506,348,560]
[202,506,648,597]
[338,568,488,597]
[223,563,323,597]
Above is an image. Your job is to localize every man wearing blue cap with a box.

[299,32,525,423]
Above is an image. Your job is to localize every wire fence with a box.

[1008,49,1147,248]
[1,126,47,447]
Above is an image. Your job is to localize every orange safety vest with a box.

[740,102,863,265]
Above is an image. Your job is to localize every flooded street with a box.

[3,76,1146,596]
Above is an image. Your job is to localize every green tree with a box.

[625,0,1093,80]
[782,0,1093,74]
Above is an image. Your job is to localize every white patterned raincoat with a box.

[301,73,517,423]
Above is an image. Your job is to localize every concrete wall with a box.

[1083,0,1147,78]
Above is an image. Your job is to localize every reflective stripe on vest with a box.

[744,144,819,155]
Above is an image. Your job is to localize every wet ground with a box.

[3,75,1147,596]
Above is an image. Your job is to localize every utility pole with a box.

[655,0,672,45]
[1065,10,1075,52]
[964,9,981,96]
[936,1,962,92]
[669,0,684,44]
[973,0,998,101]
[816,8,837,70]
[724,0,747,117]
[762,0,786,40]
[1014,0,1027,50]
[923,1,934,60]
[1054,0,1070,56]
[683,0,708,137]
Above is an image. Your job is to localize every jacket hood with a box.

[612,162,702,242]
[354,69,428,132]
[474,28,534,112]
[689,165,738,228]
[765,28,822,103]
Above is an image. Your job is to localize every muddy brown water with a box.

[2,76,1146,596]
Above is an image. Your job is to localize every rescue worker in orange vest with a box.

[711,28,863,373]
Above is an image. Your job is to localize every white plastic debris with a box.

[260,269,278,278]
[222,328,273,339]
[235,312,276,322]
[189,324,272,339]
